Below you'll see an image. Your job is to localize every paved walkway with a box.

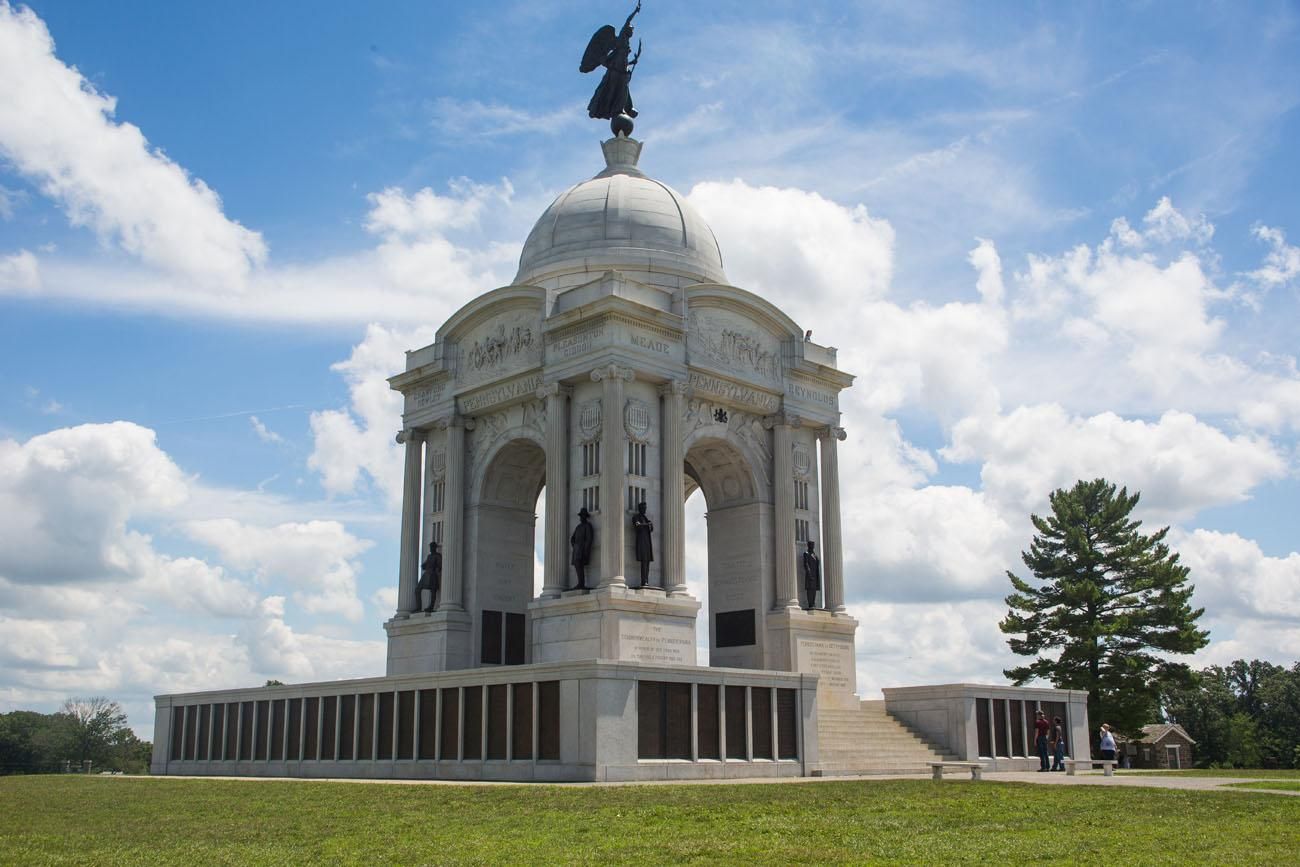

[135,770,1300,795]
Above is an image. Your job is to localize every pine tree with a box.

[1000,478,1209,735]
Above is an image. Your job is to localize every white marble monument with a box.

[383,134,858,705]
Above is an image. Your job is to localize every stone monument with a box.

[151,8,1089,781]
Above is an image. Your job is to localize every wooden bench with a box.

[1063,759,1117,777]
[927,761,985,780]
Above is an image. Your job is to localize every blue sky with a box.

[2,1,1298,737]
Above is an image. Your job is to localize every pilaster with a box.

[818,426,848,613]
[659,380,689,596]
[395,428,425,617]
[538,382,573,599]
[592,364,634,588]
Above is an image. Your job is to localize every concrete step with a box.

[814,703,957,773]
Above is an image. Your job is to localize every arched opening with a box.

[467,438,546,667]
[683,437,770,670]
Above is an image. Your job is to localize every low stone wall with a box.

[152,660,818,782]
[882,683,1090,771]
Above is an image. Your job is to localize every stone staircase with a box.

[813,700,958,775]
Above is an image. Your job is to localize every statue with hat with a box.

[571,507,595,590]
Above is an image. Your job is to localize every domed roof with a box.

[514,137,726,287]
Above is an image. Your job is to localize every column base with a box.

[384,609,473,674]
[766,608,859,709]
[529,585,700,665]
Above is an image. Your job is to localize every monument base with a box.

[384,609,473,675]
[766,609,859,708]
[529,585,700,665]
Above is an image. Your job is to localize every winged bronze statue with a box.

[581,1,641,130]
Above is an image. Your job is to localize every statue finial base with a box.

[611,113,635,138]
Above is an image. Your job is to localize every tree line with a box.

[0,697,151,775]
[1163,659,1300,768]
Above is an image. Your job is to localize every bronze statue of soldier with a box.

[417,541,442,613]
[570,507,594,590]
[802,540,821,611]
[631,501,654,588]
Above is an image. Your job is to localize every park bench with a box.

[1062,759,1117,777]
[927,761,985,780]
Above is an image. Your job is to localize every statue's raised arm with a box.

[580,2,643,135]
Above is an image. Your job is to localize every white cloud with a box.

[0,2,265,286]
[1176,529,1300,621]
[309,324,431,508]
[248,415,283,445]
[0,248,39,291]
[688,180,895,308]
[0,422,189,583]
[183,519,372,622]
[943,406,1287,521]
[1245,224,1300,291]
[1141,196,1214,246]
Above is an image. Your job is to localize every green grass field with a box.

[1120,768,1300,778]
[1228,780,1300,792]
[1,776,1297,865]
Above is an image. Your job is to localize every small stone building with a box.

[1120,723,1196,769]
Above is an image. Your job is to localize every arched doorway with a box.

[465,437,545,667]
[683,436,771,670]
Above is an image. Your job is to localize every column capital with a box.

[658,379,689,397]
[817,425,847,442]
[591,363,635,383]
[395,427,427,444]
[536,381,573,400]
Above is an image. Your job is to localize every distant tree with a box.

[264,680,285,687]
[1000,479,1209,735]
[1164,660,1300,768]
[61,697,129,769]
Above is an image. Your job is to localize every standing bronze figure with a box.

[632,501,654,588]
[581,1,641,135]
[571,507,595,590]
[417,541,442,613]
[802,540,821,611]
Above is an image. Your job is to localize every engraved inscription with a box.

[551,325,604,359]
[688,371,780,414]
[797,638,854,693]
[460,374,543,414]
[789,381,836,409]
[622,622,693,665]
[412,382,445,409]
[630,332,672,355]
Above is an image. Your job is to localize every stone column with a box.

[659,380,689,596]
[767,413,800,610]
[592,364,634,588]
[819,426,848,613]
[441,416,468,611]
[395,428,424,617]
[538,382,572,599]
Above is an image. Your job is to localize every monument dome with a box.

[514,137,727,289]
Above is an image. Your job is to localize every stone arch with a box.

[464,433,546,667]
[683,435,773,670]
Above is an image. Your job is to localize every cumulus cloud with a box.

[309,324,431,509]
[688,180,895,309]
[0,248,39,291]
[183,518,372,621]
[1245,224,1300,292]
[943,406,1287,521]
[0,2,265,286]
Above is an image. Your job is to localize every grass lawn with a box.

[1228,781,1300,792]
[1120,768,1300,779]
[3,777,1299,865]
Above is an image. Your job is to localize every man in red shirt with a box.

[1034,710,1051,771]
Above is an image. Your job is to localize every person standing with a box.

[1034,710,1051,772]
[1051,716,1067,771]
[1099,724,1117,762]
